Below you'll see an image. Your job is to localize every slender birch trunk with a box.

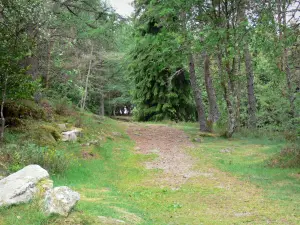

[81,45,94,110]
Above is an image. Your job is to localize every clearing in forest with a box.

[0,118,299,225]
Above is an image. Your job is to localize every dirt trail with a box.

[127,124,198,188]
[127,123,299,224]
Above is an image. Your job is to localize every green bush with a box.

[53,97,72,116]
[4,100,45,120]
[267,144,300,168]
[0,143,74,174]
[284,117,300,143]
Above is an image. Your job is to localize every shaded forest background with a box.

[0,0,299,143]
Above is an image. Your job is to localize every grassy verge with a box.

[0,118,299,224]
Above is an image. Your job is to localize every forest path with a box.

[127,123,198,189]
[126,123,298,224]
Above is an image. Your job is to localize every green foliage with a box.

[268,145,300,168]
[4,100,45,120]
[128,31,195,121]
[0,143,73,174]
[53,97,73,116]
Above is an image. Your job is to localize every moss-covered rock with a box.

[31,125,61,146]
[4,100,46,120]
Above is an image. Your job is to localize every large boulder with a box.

[0,165,52,207]
[44,186,80,216]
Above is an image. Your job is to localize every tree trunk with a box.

[45,40,53,89]
[203,52,220,124]
[0,76,8,142]
[217,53,236,138]
[189,54,208,132]
[100,93,105,116]
[81,45,94,110]
[236,56,242,130]
[239,0,257,128]
[244,46,257,128]
[282,0,296,117]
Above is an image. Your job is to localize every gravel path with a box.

[127,124,198,188]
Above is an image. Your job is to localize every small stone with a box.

[90,140,99,145]
[44,186,80,216]
[134,147,141,151]
[58,124,67,131]
[112,132,122,137]
[62,131,77,142]
[193,137,202,143]
[62,128,83,141]
[220,148,233,153]
[151,149,160,154]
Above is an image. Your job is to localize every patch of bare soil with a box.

[127,124,198,188]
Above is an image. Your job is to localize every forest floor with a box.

[0,116,299,225]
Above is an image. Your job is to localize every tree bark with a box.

[189,54,208,132]
[282,0,296,117]
[81,45,94,110]
[217,52,236,138]
[45,40,53,89]
[100,93,105,116]
[236,56,242,129]
[0,76,8,142]
[244,46,257,128]
[203,52,220,124]
[239,0,257,128]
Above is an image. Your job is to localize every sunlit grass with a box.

[1,118,299,224]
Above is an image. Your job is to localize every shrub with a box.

[0,143,74,174]
[4,100,45,120]
[6,117,25,127]
[53,97,72,116]
[39,98,55,120]
[284,117,300,143]
[267,145,300,168]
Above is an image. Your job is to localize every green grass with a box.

[194,136,300,202]
[1,118,299,224]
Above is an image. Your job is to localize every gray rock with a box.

[0,165,51,207]
[112,132,122,137]
[62,128,82,141]
[62,131,77,141]
[193,137,202,143]
[44,186,80,216]
[58,124,67,131]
